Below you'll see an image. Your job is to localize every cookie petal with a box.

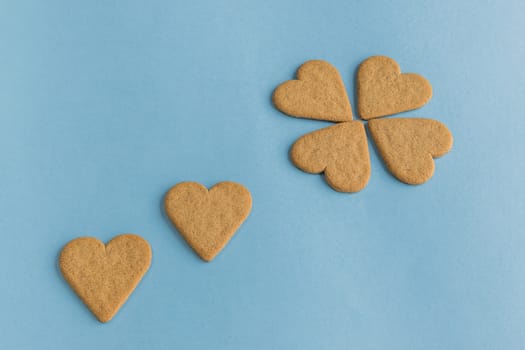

[273,60,353,122]
[368,118,453,184]
[357,56,432,120]
[290,121,371,192]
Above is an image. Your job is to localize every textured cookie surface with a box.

[59,234,152,323]
[164,181,252,262]
[368,118,453,184]
[273,60,353,122]
[357,56,432,120]
[290,121,371,192]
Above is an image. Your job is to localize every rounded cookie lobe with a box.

[164,181,252,262]
[273,60,353,122]
[290,121,371,192]
[357,56,432,120]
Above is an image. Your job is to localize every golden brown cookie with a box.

[59,234,152,323]
[357,56,432,120]
[164,181,252,262]
[273,60,353,122]
[290,121,371,192]
[368,118,453,184]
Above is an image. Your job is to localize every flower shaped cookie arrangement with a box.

[57,55,455,324]
[273,56,453,192]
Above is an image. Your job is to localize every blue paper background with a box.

[1,1,524,349]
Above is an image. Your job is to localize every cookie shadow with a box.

[352,63,360,119]
[268,88,276,110]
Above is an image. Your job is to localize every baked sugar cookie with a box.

[273,60,353,122]
[290,121,371,192]
[357,56,432,120]
[368,118,453,184]
[59,234,152,323]
[164,181,252,262]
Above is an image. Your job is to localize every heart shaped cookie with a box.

[357,56,432,120]
[59,234,152,323]
[273,60,353,122]
[290,121,371,192]
[368,118,453,184]
[164,181,252,262]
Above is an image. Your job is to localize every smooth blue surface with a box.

[1,0,524,349]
